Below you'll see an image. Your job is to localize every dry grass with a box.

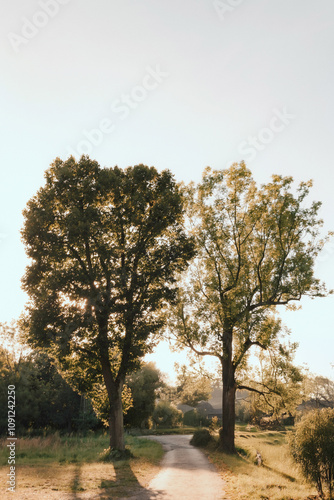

[205,428,319,500]
[0,461,161,499]
[0,433,162,499]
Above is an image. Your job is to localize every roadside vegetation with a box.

[290,409,334,500]
[203,424,318,500]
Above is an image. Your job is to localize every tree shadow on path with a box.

[64,459,164,499]
[99,461,164,500]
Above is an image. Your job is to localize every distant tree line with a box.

[1,332,333,437]
[0,327,215,436]
[0,346,99,435]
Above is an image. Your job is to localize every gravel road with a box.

[124,434,229,500]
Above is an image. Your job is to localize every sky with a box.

[1,0,334,381]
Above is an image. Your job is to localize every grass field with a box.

[205,425,318,500]
[0,426,320,499]
[0,432,163,499]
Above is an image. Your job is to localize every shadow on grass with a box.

[70,464,85,498]
[221,447,296,483]
[262,464,296,482]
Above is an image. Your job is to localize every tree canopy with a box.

[305,375,334,409]
[174,363,212,407]
[243,332,305,423]
[171,162,331,452]
[21,156,195,450]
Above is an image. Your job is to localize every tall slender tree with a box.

[171,162,331,453]
[21,156,195,451]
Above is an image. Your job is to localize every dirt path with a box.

[124,434,229,500]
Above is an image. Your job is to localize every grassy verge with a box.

[204,427,318,500]
[0,432,163,499]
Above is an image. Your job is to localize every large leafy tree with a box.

[21,156,195,450]
[171,162,331,453]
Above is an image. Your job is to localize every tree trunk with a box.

[101,356,125,451]
[220,326,236,453]
[109,379,125,450]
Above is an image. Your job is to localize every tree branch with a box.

[233,337,268,369]
[237,384,275,411]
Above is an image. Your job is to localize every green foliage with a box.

[183,409,210,427]
[305,375,334,409]
[0,322,99,435]
[173,162,330,361]
[175,363,212,406]
[21,157,195,376]
[171,162,331,451]
[0,345,99,435]
[0,347,14,434]
[209,415,220,431]
[152,401,183,428]
[235,398,252,423]
[87,383,133,428]
[244,335,305,421]
[20,156,195,448]
[100,447,133,461]
[124,362,164,428]
[289,408,334,499]
[0,432,162,466]
[190,428,213,447]
[126,435,164,461]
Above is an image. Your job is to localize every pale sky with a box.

[1,0,334,380]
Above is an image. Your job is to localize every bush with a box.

[289,408,334,499]
[209,416,220,432]
[190,428,212,447]
[152,401,182,428]
[183,409,210,427]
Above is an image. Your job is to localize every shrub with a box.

[152,401,182,428]
[183,409,210,427]
[190,429,212,447]
[209,416,220,432]
[289,408,334,499]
